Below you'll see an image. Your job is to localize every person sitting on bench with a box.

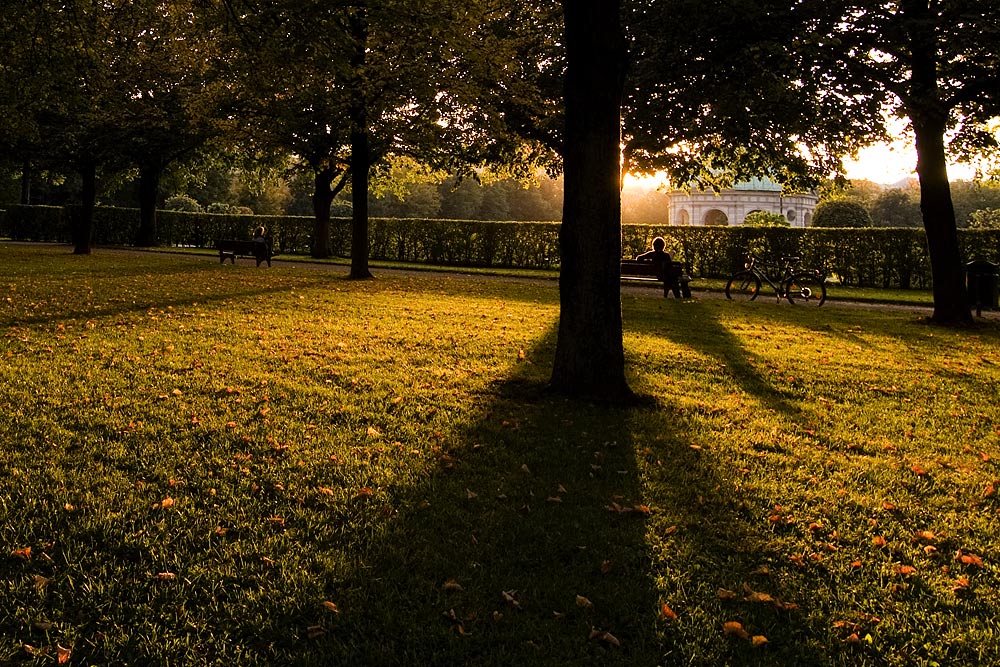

[636,237,684,298]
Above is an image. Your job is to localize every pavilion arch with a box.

[677,209,691,226]
[703,209,729,226]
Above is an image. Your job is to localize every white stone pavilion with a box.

[666,177,818,227]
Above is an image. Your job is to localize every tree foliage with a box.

[812,200,874,228]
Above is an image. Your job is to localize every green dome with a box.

[731,177,783,192]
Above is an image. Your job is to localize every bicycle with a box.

[725,254,827,306]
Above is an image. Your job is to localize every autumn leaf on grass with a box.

[660,603,678,620]
[911,464,928,477]
[366,426,381,438]
[11,547,31,561]
[156,572,176,581]
[57,645,71,665]
[575,595,594,610]
[723,622,750,640]
[353,487,374,500]
[984,481,997,498]
[914,531,936,544]
[897,565,918,577]
[158,497,175,509]
[322,601,340,613]
[752,635,768,648]
[501,590,521,609]
[957,551,984,568]
[717,588,738,601]
[442,579,464,592]
[588,628,621,647]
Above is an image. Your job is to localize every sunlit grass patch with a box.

[1,244,998,666]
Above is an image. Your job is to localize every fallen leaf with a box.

[575,595,594,609]
[984,482,997,498]
[751,635,768,648]
[160,497,175,508]
[872,536,887,548]
[660,603,678,620]
[156,572,176,581]
[897,565,918,576]
[442,579,464,592]
[915,531,936,543]
[32,575,51,591]
[911,464,928,476]
[958,552,984,567]
[717,588,738,601]
[366,426,381,438]
[322,601,340,613]
[746,591,775,604]
[588,628,621,647]
[306,625,325,639]
[11,546,31,561]
[600,560,614,574]
[723,621,749,640]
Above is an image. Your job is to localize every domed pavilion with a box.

[666,177,818,227]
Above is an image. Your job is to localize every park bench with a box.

[214,239,274,267]
[620,259,693,298]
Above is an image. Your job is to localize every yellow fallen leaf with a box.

[160,497,175,508]
[575,595,594,609]
[752,635,768,648]
[322,601,340,613]
[723,621,749,640]
[915,531,936,543]
[366,426,381,438]
[156,572,176,581]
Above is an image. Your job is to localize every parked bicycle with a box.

[725,254,827,306]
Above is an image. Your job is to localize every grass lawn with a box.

[1,244,998,666]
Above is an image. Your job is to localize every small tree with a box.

[812,200,874,228]
[743,211,790,227]
[871,189,922,228]
[969,209,1000,230]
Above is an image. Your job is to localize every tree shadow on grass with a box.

[266,320,835,666]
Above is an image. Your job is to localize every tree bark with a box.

[550,0,632,402]
[349,127,373,279]
[904,0,972,325]
[135,159,161,247]
[312,167,336,259]
[73,159,97,255]
[20,159,31,205]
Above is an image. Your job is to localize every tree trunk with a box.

[550,0,632,402]
[20,159,31,205]
[312,167,335,259]
[135,160,161,247]
[349,128,373,279]
[905,0,972,325]
[73,159,97,255]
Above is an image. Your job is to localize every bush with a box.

[743,211,791,227]
[163,195,203,212]
[969,209,1000,230]
[812,200,873,228]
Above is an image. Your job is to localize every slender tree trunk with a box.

[135,160,161,247]
[550,0,632,402]
[349,128,373,279]
[312,167,335,259]
[905,0,972,325]
[348,6,373,280]
[73,159,97,255]
[20,159,31,205]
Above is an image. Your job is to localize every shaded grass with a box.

[1,244,998,666]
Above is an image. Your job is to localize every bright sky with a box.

[843,139,977,184]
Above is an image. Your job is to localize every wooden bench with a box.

[214,239,274,267]
[621,259,693,298]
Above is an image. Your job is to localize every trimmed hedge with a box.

[3,204,1000,288]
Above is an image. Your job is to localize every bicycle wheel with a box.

[725,271,761,301]
[784,273,826,306]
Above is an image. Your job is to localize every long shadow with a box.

[265,317,832,665]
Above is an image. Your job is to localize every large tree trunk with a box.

[73,159,97,255]
[349,128,373,279]
[312,167,336,259]
[550,0,632,402]
[135,159,161,247]
[905,0,972,325]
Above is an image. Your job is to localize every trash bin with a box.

[966,259,999,316]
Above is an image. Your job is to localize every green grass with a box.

[1,244,998,666]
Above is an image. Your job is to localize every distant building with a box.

[666,177,818,227]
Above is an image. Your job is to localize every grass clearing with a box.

[1,244,998,666]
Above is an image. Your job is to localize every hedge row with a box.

[3,204,1000,288]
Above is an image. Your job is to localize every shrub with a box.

[163,195,203,212]
[969,209,1000,230]
[743,211,791,227]
[812,200,874,228]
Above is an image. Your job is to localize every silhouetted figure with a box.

[636,236,684,297]
[252,226,269,265]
